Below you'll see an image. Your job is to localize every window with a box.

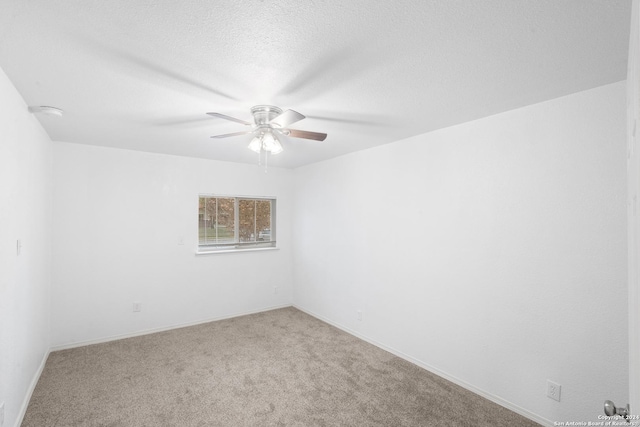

[198,196,276,252]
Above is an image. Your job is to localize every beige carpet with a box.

[22,307,540,426]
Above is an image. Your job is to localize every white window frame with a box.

[197,194,277,254]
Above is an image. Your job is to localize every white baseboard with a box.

[51,304,293,351]
[293,304,552,427]
[15,348,50,427]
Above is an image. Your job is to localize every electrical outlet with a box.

[357,310,362,321]
[273,286,278,294]
[1,401,5,426]
[133,302,141,312]
[547,380,561,402]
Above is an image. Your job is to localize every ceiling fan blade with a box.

[206,112,252,126]
[210,131,255,139]
[284,129,327,141]
[269,109,305,128]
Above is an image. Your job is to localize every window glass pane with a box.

[239,199,256,242]
[256,200,271,241]
[215,198,235,243]
[199,197,215,245]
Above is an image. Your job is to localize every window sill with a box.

[195,246,280,255]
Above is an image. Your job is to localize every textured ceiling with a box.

[0,0,632,168]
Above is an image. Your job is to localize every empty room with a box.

[1,1,639,426]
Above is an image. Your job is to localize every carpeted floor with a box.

[22,307,540,426]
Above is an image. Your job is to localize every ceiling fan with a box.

[207,105,327,156]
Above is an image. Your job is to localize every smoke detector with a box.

[28,106,63,117]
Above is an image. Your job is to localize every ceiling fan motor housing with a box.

[251,105,283,126]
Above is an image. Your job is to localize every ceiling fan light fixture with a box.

[248,135,262,153]
[262,131,283,155]
[247,131,283,155]
[269,139,284,155]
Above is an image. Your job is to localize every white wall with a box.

[293,81,628,425]
[0,68,52,427]
[52,143,294,347]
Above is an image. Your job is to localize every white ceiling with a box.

[0,0,632,168]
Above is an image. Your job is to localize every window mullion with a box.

[203,198,207,244]
[234,198,239,243]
